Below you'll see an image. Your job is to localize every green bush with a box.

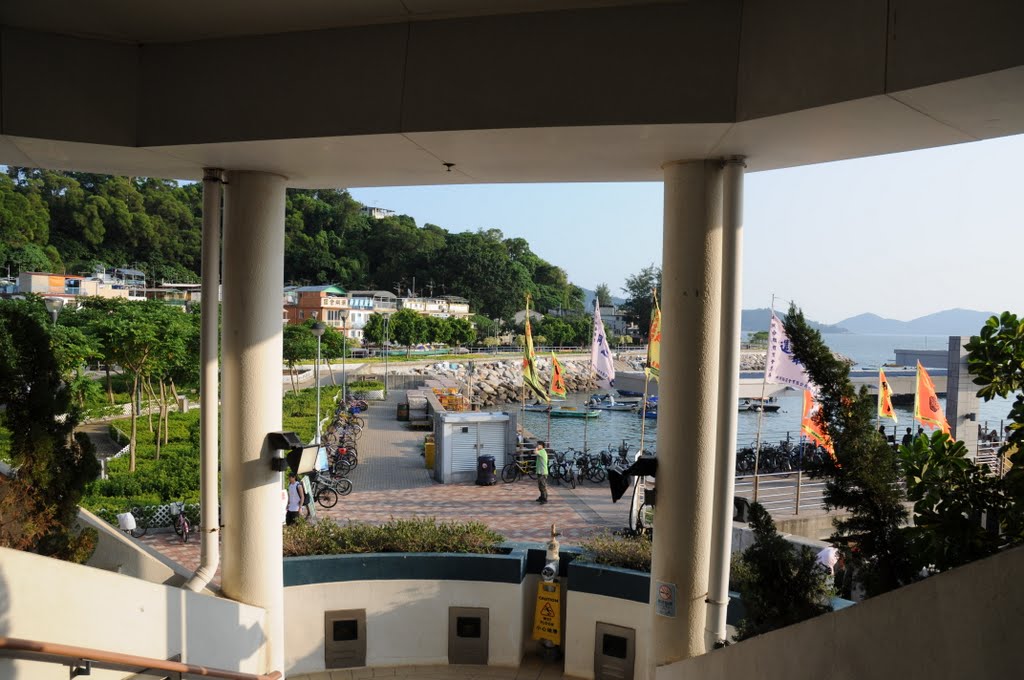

[283,517,505,557]
[0,423,11,463]
[578,531,652,572]
[348,379,384,392]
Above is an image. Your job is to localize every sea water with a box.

[508,333,1014,454]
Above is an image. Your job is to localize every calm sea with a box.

[510,333,1013,454]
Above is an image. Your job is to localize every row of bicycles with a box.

[304,397,368,509]
[502,440,647,489]
[735,440,833,475]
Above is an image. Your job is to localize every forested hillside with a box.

[0,169,581,318]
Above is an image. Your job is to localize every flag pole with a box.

[752,294,775,503]
[639,371,650,452]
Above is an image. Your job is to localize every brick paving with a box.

[137,394,631,583]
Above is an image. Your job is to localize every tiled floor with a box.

[136,395,631,587]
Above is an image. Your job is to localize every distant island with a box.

[740,307,997,336]
[831,308,996,336]
[741,308,848,334]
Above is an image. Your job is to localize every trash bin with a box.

[397,403,409,421]
[425,441,436,469]
[476,455,497,486]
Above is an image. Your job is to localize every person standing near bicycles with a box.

[286,473,305,525]
[535,441,549,504]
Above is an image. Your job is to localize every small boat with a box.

[590,392,642,405]
[524,402,551,413]
[617,389,646,397]
[550,407,601,419]
[639,406,658,419]
[587,394,638,411]
[738,397,781,413]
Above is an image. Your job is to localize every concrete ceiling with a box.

[0,0,665,43]
[2,1,1023,187]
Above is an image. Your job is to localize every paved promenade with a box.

[137,394,633,581]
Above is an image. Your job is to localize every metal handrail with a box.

[0,637,281,680]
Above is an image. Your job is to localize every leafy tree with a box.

[318,323,348,386]
[448,317,475,346]
[595,283,612,307]
[390,308,426,354]
[783,305,916,596]
[50,324,100,407]
[901,431,1008,572]
[423,315,450,345]
[470,315,495,343]
[965,311,1024,543]
[362,313,387,346]
[620,264,661,341]
[538,316,574,347]
[283,324,317,394]
[731,503,833,640]
[0,296,99,562]
[748,330,769,346]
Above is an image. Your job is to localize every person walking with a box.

[535,441,549,504]
[286,472,305,525]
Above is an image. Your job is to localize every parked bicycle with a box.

[170,501,191,544]
[501,453,538,483]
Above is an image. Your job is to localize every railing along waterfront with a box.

[734,471,828,516]
[0,637,281,680]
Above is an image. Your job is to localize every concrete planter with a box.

[351,388,385,401]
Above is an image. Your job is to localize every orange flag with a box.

[914,361,949,434]
[878,369,897,423]
[801,390,836,460]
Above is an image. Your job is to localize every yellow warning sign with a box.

[532,581,561,644]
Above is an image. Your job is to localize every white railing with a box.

[734,471,829,516]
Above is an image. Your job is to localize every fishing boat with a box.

[589,392,642,405]
[738,396,781,413]
[550,406,601,419]
[524,402,551,413]
[587,394,638,411]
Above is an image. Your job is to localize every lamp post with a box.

[383,313,390,399]
[311,322,326,439]
[339,310,349,404]
[44,297,65,325]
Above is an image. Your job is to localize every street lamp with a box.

[339,310,349,404]
[44,297,65,325]
[383,314,390,399]
[311,322,325,439]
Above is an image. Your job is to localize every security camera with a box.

[541,562,558,581]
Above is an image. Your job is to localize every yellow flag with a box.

[645,290,661,382]
[878,369,897,423]
[522,296,548,401]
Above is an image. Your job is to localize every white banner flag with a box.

[764,313,812,391]
[591,303,616,389]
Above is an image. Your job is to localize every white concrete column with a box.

[706,158,745,647]
[221,170,287,674]
[650,160,724,667]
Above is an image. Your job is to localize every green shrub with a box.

[0,423,11,463]
[578,531,651,572]
[283,517,505,557]
[348,379,384,392]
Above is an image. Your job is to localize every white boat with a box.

[587,394,638,411]
[739,396,781,413]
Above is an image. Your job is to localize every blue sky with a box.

[351,133,1024,325]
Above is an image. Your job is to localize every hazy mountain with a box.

[741,308,847,333]
[835,308,996,335]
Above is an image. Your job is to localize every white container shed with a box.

[434,411,517,484]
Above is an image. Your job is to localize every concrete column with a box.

[705,158,745,648]
[946,336,980,457]
[221,171,287,674]
[650,160,724,667]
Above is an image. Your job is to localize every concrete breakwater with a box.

[405,358,597,407]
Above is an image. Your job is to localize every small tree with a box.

[362,312,386,347]
[390,308,425,355]
[732,503,833,640]
[282,324,316,394]
[783,305,916,596]
[448,317,475,347]
[595,283,613,307]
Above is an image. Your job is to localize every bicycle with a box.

[118,506,151,538]
[170,501,190,544]
[501,454,538,483]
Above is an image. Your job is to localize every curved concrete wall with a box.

[0,547,267,679]
[656,545,1024,680]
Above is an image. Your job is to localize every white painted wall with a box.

[656,545,1024,680]
[564,591,650,680]
[0,547,267,679]
[284,579,524,674]
[77,507,193,586]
